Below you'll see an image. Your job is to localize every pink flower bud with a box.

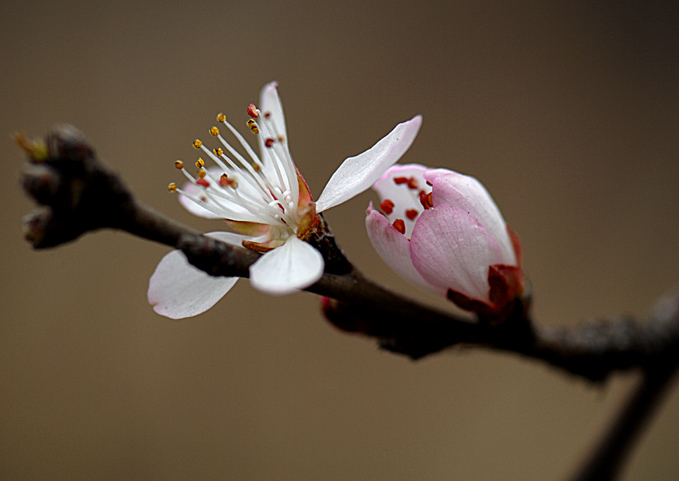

[366,164,524,319]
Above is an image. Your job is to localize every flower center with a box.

[168,103,302,234]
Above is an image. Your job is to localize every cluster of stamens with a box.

[378,176,433,235]
[168,102,302,232]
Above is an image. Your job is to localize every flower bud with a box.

[366,164,524,320]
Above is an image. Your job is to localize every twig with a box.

[567,287,679,480]
[17,124,679,380]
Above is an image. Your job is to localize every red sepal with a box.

[446,264,524,323]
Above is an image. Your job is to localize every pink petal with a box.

[425,169,516,265]
[147,232,243,319]
[365,204,444,295]
[409,206,505,303]
[371,163,429,238]
[315,115,423,213]
[248,236,324,295]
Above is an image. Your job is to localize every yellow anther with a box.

[213,147,223,157]
[174,160,184,169]
[168,183,177,192]
[209,126,219,136]
[193,139,202,149]
[195,157,205,168]
[217,113,226,123]
[197,169,207,178]
[246,119,260,135]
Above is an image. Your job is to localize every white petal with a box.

[410,206,504,303]
[248,236,324,295]
[257,81,289,174]
[315,115,423,213]
[425,169,516,265]
[259,81,286,139]
[371,164,430,238]
[365,204,445,295]
[147,232,243,319]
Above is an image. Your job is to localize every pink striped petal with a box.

[409,206,504,303]
[424,170,516,265]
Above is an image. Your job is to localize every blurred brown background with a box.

[2,1,679,480]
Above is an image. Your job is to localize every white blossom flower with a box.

[149,82,422,319]
[366,164,523,318]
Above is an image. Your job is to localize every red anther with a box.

[219,174,230,187]
[196,178,210,188]
[407,177,419,189]
[264,112,271,119]
[247,103,259,118]
[265,138,275,148]
[393,176,409,185]
[392,219,406,234]
[426,180,433,186]
[405,209,418,220]
[380,199,395,215]
[419,192,433,210]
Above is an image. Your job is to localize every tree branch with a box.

[17,124,679,383]
[566,287,679,481]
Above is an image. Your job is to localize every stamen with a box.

[168,183,177,192]
[197,169,207,178]
[207,135,272,198]
[407,178,418,189]
[196,178,210,188]
[174,160,184,169]
[246,119,259,134]
[195,158,205,168]
[219,173,238,188]
[380,199,395,215]
[419,192,433,210]
[173,180,265,222]
[265,138,275,148]
[256,113,297,198]
[193,139,202,149]
[247,103,259,118]
[394,177,409,185]
[214,147,224,156]
[210,127,220,136]
[392,219,406,234]
[406,209,418,220]
[216,113,226,123]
